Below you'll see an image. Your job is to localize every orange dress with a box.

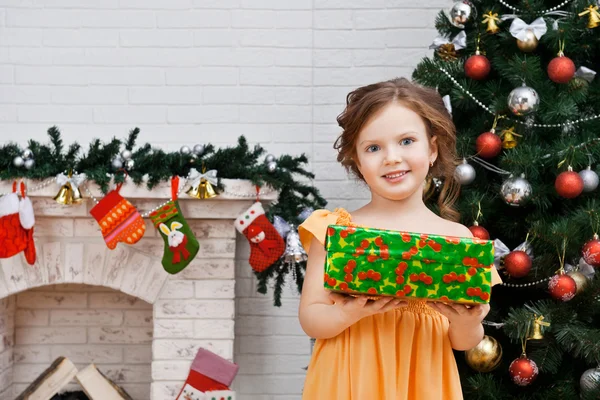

[298,208,502,400]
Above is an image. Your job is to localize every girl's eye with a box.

[366,144,380,152]
[401,138,414,146]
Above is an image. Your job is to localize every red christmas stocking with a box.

[234,202,285,272]
[175,348,239,400]
[0,182,36,265]
[89,181,145,250]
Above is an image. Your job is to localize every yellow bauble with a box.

[568,271,588,294]
[516,30,538,52]
[465,335,503,372]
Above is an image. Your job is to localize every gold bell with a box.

[528,315,550,340]
[500,127,521,149]
[54,175,83,205]
[579,5,600,29]
[186,178,217,199]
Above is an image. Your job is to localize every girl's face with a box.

[355,102,437,202]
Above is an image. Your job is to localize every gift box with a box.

[324,225,495,304]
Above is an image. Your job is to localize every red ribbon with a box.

[170,235,190,264]
[257,238,278,256]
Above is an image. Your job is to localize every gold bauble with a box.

[568,271,588,294]
[516,30,538,52]
[465,335,503,372]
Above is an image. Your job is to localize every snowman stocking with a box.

[234,202,284,272]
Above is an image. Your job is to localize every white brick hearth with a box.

[0,178,275,400]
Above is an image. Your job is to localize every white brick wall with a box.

[11,284,153,400]
[1,1,439,398]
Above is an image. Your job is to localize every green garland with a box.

[0,126,327,306]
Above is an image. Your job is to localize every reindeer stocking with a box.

[0,181,36,265]
[149,176,199,274]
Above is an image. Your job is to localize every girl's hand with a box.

[428,302,490,326]
[329,293,407,324]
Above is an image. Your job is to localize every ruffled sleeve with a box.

[298,209,340,253]
[491,265,502,287]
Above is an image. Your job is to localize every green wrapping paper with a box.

[324,225,495,305]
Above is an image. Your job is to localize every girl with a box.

[298,78,502,399]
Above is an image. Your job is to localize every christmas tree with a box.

[413,0,600,398]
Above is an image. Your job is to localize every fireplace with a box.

[0,178,274,399]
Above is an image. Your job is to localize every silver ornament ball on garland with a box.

[579,166,599,192]
[125,159,135,170]
[111,156,123,169]
[193,144,205,156]
[267,161,278,173]
[265,154,276,163]
[500,173,532,206]
[454,159,476,185]
[120,149,132,161]
[508,84,539,116]
[13,156,24,168]
[180,145,191,155]
[22,148,33,160]
[580,367,600,394]
[449,0,475,28]
[24,159,35,170]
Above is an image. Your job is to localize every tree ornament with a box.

[482,11,501,33]
[449,0,475,28]
[12,156,24,168]
[578,5,600,28]
[180,145,191,155]
[267,161,278,173]
[469,221,490,240]
[548,272,577,301]
[582,234,600,267]
[499,126,520,149]
[509,356,539,386]
[125,159,135,170]
[120,149,132,161]
[527,315,550,340]
[465,52,491,80]
[580,367,600,394]
[508,84,539,116]
[24,159,35,170]
[464,335,502,372]
[504,250,532,278]
[193,144,205,156]
[476,130,502,158]
[548,43,576,84]
[510,17,546,52]
[429,32,466,62]
[111,156,123,169]
[22,148,33,160]
[187,167,218,199]
[568,271,588,294]
[54,171,86,206]
[555,166,584,198]
[500,173,532,206]
[265,154,276,163]
[454,159,476,185]
[579,166,599,192]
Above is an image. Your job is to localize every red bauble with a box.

[469,225,490,240]
[548,273,577,301]
[555,171,584,198]
[465,54,491,80]
[547,55,576,84]
[504,250,532,278]
[582,236,600,267]
[509,356,539,386]
[476,131,502,159]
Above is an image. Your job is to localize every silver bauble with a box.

[267,161,278,172]
[13,156,24,168]
[193,144,205,155]
[120,149,132,160]
[454,159,476,185]
[24,158,35,170]
[125,159,135,170]
[180,145,191,155]
[111,157,123,169]
[265,154,276,163]
[508,84,539,116]
[500,173,532,206]
[449,0,475,28]
[579,166,599,192]
[580,367,600,394]
[22,148,33,160]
